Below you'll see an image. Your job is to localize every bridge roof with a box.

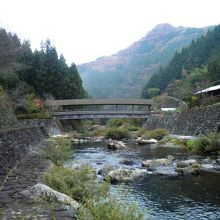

[46,99,154,106]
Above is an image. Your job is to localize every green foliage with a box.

[0,85,4,98]
[41,137,73,166]
[79,196,144,220]
[43,164,107,203]
[137,128,147,137]
[16,112,51,119]
[107,119,142,128]
[186,133,220,154]
[43,164,144,220]
[19,40,87,99]
[86,127,106,137]
[105,127,130,139]
[25,93,37,113]
[142,129,169,140]
[0,71,20,89]
[141,87,160,99]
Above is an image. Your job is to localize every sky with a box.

[0,0,220,65]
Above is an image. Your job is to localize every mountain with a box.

[78,23,210,98]
[142,24,220,98]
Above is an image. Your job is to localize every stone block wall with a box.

[0,127,45,185]
[145,105,220,136]
[0,90,18,130]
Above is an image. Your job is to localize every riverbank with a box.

[0,140,77,219]
[0,116,220,219]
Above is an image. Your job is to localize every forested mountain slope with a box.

[79,24,209,98]
[142,24,220,99]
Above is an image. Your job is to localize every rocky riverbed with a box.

[68,140,220,219]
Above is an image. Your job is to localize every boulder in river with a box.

[120,159,135,166]
[176,159,200,176]
[105,168,147,183]
[98,165,115,176]
[107,140,127,150]
[176,159,198,168]
[142,155,175,168]
[176,165,200,176]
[137,137,158,145]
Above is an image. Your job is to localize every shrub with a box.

[43,164,108,203]
[79,196,144,220]
[142,129,168,140]
[125,125,139,131]
[107,119,142,128]
[16,112,51,119]
[187,133,220,154]
[86,127,106,137]
[41,137,73,166]
[105,127,130,139]
[137,128,147,137]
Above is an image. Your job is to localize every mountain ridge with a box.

[78,23,210,98]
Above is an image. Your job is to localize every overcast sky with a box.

[0,0,220,64]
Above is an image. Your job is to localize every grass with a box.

[159,137,187,146]
[186,132,220,154]
[41,137,73,166]
[138,128,169,140]
[43,164,102,203]
[105,127,130,139]
[79,196,144,220]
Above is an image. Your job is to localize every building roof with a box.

[195,85,220,94]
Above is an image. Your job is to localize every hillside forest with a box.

[0,28,86,114]
[142,24,220,104]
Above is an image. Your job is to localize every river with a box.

[67,142,220,220]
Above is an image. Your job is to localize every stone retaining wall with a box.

[0,90,19,131]
[0,127,45,186]
[18,119,61,135]
[145,105,220,136]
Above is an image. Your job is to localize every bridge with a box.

[46,99,154,120]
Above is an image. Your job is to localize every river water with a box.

[68,142,220,220]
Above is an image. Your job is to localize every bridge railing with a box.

[46,99,154,119]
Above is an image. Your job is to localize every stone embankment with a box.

[145,105,220,136]
[0,127,45,185]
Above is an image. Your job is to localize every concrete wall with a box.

[0,127,45,186]
[145,105,220,136]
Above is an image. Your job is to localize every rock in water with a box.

[105,168,146,183]
[137,137,158,145]
[107,140,127,150]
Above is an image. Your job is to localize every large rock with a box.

[176,159,197,168]
[98,165,115,176]
[176,165,200,176]
[176,159,201,176]
[142,155,175,168]
[120,159,135,166]
[28,183,81,210]
[107,140,127,150]
[137,137,158,145]
[105,168,146,183]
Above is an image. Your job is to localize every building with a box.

[194,85,220,105]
